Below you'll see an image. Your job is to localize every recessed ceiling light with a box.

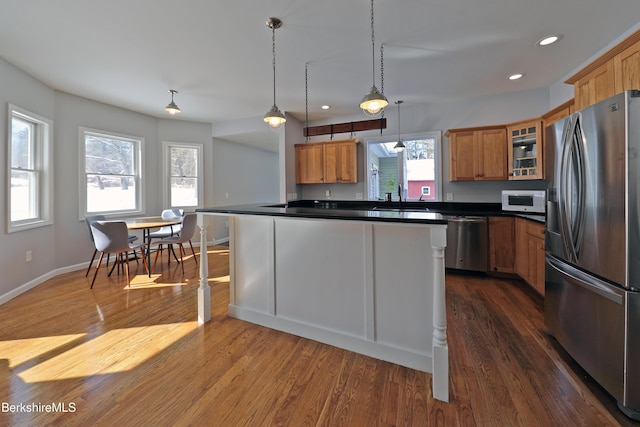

[321,105,330,110]
[537,35,562,46]
[508,73,525,80]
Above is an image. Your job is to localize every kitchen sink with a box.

[371,206,430,212]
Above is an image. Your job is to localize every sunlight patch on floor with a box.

[0,334,87,369]
[17,322,198,383]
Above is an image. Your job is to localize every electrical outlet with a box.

[26,250,32,262]
[446,193,454,201]
[326,190,331,199]
[356,192,363,200]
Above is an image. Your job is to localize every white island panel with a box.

[372,224,433,355]
[274,217,367,337]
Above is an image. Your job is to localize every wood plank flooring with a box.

[0,247,638,426]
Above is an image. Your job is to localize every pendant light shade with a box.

[360,0,388,117]
[264,104,286,129]
[264,17,286,130]
[394,100,405,151]
[165,89,180,115]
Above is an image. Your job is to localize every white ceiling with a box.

[1,1,639,151]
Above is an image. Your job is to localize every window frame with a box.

[7,104,54,233]
[365,130,442,202]
[162,141,204,210]
[79,127,144,219]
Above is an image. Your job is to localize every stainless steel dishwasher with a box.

[444,216,488,272]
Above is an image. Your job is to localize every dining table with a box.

[124,216,182,276]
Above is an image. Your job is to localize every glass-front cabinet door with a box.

[507,119,543,180]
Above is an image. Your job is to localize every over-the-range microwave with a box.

[501,190,545,213]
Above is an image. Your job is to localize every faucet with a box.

[398,184,403,208]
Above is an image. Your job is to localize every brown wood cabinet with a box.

[488,216,515,273]
[507,119,543,180]
[295,139,358,184]
[567,29,640,111]
[542,99,575,127]
[447,126,507,181]
[573,59,616,111]
[515,217,545,296]
[295,143,324,184]
[614,37,640,93]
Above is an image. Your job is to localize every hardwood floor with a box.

[0,247,637,426]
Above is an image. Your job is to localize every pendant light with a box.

[264,17,286,130]
[165,89,180,115]
[394,100,405,151]
[360,0,388,117]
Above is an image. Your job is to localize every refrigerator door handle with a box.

[547,256,624,305]
[558,117,575,261]
[558,115,587,264]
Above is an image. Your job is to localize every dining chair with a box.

[149,208,187,263]
[152,213,197,275]
[89,221,148,288]
[148,208,184,239]
[85,215,139,276]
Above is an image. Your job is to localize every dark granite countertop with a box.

[197,200,546,225]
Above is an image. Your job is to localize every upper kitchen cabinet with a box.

[507,119,543,180]
[567,29,640,111]
[542,99,575,127]
[323,139,358,183]
[614,37,640,93]
[295,139,359,184]
[447,126,507,181]
[572,59,616,111]
[295,143,324,184]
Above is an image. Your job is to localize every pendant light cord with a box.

[305,62,309,142]
[272,25,277,106]
[370,0,376,87]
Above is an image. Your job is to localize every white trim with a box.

[162,140,204,210]
[7,104,54,233]
[365,130,443,202]
[78,126,145,220]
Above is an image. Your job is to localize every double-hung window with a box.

[8,105,53,232]
[163,141,203,209]
[80,128,143,217]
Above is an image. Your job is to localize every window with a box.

[163,141,203,209]
[80,128,143,217]
[366,131,442,201]
[8,105,53,233]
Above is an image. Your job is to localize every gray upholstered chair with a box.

[85,214,139,276]
[148,208,184,239]
[89,221,147,288]
[152,213,198,274]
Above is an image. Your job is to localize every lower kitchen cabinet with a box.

[488,216,515,273]
[515,217,545,296]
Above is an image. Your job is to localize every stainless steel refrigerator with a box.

[545,90,640,420]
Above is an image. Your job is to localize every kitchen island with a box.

[196,200,449,402]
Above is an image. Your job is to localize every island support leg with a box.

[431,226,449,402]
[197,213,211,324]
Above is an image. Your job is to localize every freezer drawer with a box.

[545,254,625,403]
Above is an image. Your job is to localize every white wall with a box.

[210,138,280,242]
[0,58,57,299]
